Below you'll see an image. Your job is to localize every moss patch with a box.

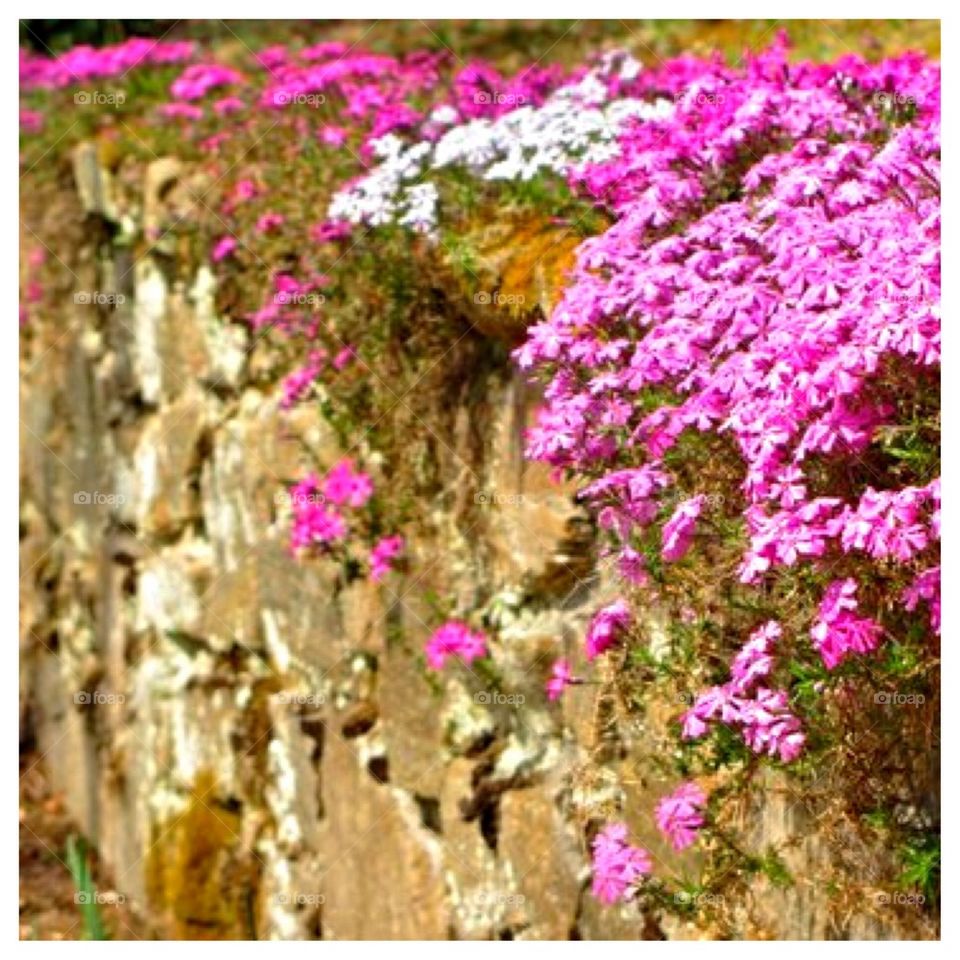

[145,770,256,940]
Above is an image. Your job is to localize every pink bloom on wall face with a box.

[211,235,237,262]
[545,658,575,700]
[810,578,882,670]
[425,621,488,670]
[661,494,706,562]
[591,822,652,904]
[655,782,707,851]
[323,458,374,508]
[289,496,347,552]
[585,599,632,660]
[369,535,404,581]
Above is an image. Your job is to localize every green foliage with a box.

[898,834,940,905]
[65,835,109,941]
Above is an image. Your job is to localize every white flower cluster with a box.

[327,54,674,238]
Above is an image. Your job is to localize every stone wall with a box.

[19,147,936,940]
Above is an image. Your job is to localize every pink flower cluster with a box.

[170,62,243,101]
[810,579,882,670]
[19,38,195,91]
[591,781,711,904]
[287,473,345,551]
[280,350,326,409]
[369,535,404,582]
[515,41,939,754]
[288,459,368,545]
[655,782,707,851]
[425,621,488,671]
[287,458,405,585]
[902,565,940,635]
[682,621,806,763]
[590,823,652,904]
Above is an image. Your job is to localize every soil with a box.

[19,752,154,941]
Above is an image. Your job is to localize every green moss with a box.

[145,770,256,940]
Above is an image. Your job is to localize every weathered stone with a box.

[132,386,210,537]
[72,141,120,222]
[318,728,448,939]
[499,781,584,939]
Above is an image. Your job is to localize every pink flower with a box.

[590,822,652,904]
[211,235,237,262]
[662,495,706,562]
[213,96,246,116]
[323,458,373,509]
[333,346,355,370]
[810,579,882,670]
[655,782,707,851]
[320,125,348,147]
[280,351,325,409]
[545,658,577,700]
[170,62,243,101]
[255,212,285,234]
[585,599,632,660]
[425,621,488,670]
[729,620,780,692]
[288,472,347,553]
[369,534,404,581]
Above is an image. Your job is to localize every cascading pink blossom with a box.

[585,599,632,660]
[590,822,652,904]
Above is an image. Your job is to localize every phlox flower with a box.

[655,782,707,851]
[211,235,237,262]
[425,621,488,670]
[323,458,374,508]
[590,822,652,904]
[661,495,705,562]
[585,599,632,660]
[369,535,404,582]
[810,578,882,670]
[545,657,578,700]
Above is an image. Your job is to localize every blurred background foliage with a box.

[20,18,940,63]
